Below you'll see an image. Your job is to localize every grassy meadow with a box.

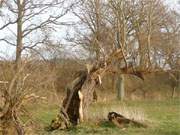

[25,98,180,135]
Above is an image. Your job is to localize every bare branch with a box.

[0,38,16,46]
[0,19,18,30]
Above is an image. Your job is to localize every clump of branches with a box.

[0,61,46,135]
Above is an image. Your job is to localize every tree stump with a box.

[47,68,99,131]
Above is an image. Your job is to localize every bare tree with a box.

[71,0,114,100]
[0,0,75,70]
[72,0,114,60]
[0,0,75,134]
[160,10,180,98]
[0,62,29,134]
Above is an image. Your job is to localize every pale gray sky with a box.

[165,0,180,11]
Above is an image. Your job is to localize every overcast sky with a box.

[0,0,179,59]
[166,0,180,11]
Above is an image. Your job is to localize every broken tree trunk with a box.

[47,49,145,131]
[108,112,147,128]
[47,68,99,131]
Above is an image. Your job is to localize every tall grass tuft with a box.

[87,103,147,123]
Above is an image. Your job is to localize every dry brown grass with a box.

[86,101,148,124]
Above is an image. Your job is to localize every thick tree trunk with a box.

[47,69,98,131]
[172,87,176,98]
[116,74,124,101]
[15,0,23,71]
[115,18,126,101]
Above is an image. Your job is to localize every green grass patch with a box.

[29,99,180,135]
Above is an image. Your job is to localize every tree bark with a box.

[47,69,98,131]
[116,74,125,101]
[172,87,176,98]
[15,0,23,71]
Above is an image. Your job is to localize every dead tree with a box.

[47,49,145,131]
[0,1,74,134]
[0,65,28,135]
[0,62,48,135]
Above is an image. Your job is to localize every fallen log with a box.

[108,112,147,128]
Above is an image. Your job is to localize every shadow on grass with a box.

[45,121,118,135]
[98,120,116,128]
